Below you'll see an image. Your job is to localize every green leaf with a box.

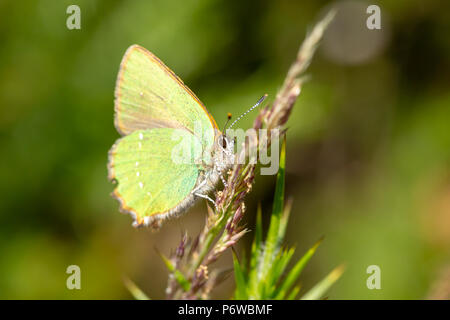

[248,204,263,287]
[232,250,248,299]
[287,285,301,300]
[272,248,294,281]
[239,247,248,276]
[300,264,345,300]
[279,197,293,241]
[258,136,286,287]
[274,237,322,299]
[266,135,286,248]
[123,277,151,300]
[266,247,295,298]
[250,204,263,270]
[232,135,343,300]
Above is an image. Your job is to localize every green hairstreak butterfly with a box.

[108,45,236,229]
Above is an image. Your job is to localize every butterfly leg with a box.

[194,192,217,209]
[192,176,207,194]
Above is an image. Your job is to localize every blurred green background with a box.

[0,0,449,299]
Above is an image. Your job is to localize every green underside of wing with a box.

[115,45,216,150]
[109,128,202,220]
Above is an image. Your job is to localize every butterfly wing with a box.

[108,128,203,227]
[114,44,218,150]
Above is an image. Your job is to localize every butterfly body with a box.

[108,45,234,228]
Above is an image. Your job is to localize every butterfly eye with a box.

[222,137,227,149]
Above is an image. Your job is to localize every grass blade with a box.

[274,237,322,299]
[232,250,247,299]
[266,135,287,248]
[249,204,263,273]
[123,277,150,300]
[259,136,286,284]
[287,285,301,300]
[300,264,345,300]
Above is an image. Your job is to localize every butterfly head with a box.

[213,133,235,170]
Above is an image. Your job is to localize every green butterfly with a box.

[108,45,235,229]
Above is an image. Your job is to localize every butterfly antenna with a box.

[222,113,233,132]
[228,94,268,129]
